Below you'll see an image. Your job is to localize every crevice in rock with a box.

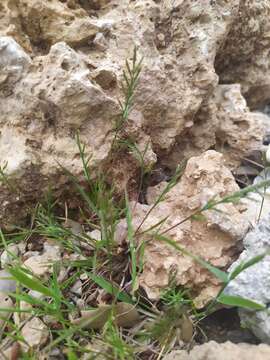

[196,308,259,345]
[214,0,270,111]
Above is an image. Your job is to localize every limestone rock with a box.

[23,244,61,277]
[0,1,267,226]
[70,280,82,296]
[163,341,270,360]
[88,229,102,241]
[0,244,19,268]
[0,1,32,51]
[0,36,31,87]
[241,169,270,226]
[213,85,264,168]
[18,301,32,323]
[21,317,49,350]
[81,0,111,11]
[225,213,270,343]
[0,39,119,227]
[129,0,238,152]
[165,84,265,169]
[14,0,101,48]
[132,151,250,306]
[216,0,270,110]
[0,269,17,293]
[242,192,270,227]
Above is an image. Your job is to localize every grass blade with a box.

[229,253,267,281]
[8,267,54,298]
[217,293,266,310]
[125,190,137,296]
[87,273,133,304]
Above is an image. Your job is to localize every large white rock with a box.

[225,213,270,343]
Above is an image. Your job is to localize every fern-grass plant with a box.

[112,46,143,147]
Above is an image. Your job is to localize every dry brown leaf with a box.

[180,314,193,343]
[73,305,112,330]
[72,302,140,330]
[115,302,140,328]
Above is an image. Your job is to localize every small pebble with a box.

[29,289,45,300]
[23,244,61,277]
[49,348,62,357]
[0,269,17,293]
[70,280,82,296]
[76,298,85,309]
[88,229,101,241]
[0,244,19,268]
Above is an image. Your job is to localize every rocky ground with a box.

[1,0,270,359]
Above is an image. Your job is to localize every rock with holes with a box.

[0,1,32,51]
[0,39,120,227]
[164,84,265,169]
[0,0,268,227]
[0,36,31,86]
[12,0,101,48]
[216,0,270,110]
[225,214,270,343]
[128,151,250,307]
[164,341,270,360]
[82,0,112,11]
[212,85,265,168]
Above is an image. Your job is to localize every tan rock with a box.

[0,1,32,51]
[0,292,13,331]
[163,341,270,360]
[129,0,239,152]
[0,0,267,227]
[19,301,32,322]
[1,343,22,360]
[0,39,119,227]
[216,0,270,109]
[13,300,32,325]
[133,151,250,306]
[23,244,61,277]
[146,181,168,205]
[82,0,112,11]
[15,0,100,47]
[0,243,20,268]
[21,317,49,350]
[164,84,265,169]
[213,85,264,168]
